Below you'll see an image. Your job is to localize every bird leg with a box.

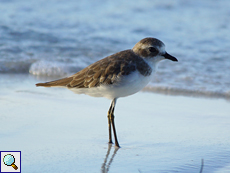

[108,99,120,148]
[107,111,113,144]
[110,110,120,148]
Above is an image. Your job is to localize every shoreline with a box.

[143,86,230,101]
[1,73,230,101]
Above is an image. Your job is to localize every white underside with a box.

[69,69,155,100]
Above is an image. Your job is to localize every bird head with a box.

[132,37,178,64]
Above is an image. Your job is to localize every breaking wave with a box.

[143,86,230,100]
[1,59,230,100]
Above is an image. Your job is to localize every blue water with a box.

[0,0,230,99]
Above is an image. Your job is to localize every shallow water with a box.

[0,74,230,172]
[0,0,230,99]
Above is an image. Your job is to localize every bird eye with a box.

[149,47,158,53]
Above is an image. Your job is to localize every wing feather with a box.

[36,50,145,88]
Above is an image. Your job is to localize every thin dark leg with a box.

[107,111,113,144]
[107,101,114,144]
[110,113,120,147]
[109,99,120,148]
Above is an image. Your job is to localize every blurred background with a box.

[0,0,230,99]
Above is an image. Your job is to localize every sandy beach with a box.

[0,74,229,172]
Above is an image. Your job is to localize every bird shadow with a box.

[101,144,119,173]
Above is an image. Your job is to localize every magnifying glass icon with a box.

[3,154,18,170]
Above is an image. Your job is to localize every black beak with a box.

[163,52,178,62]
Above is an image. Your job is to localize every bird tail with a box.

[36,77,73,87]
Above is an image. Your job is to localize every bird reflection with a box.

[199,159,204,173]
[101,144,119,173]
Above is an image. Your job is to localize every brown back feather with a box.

[36,49,152,88]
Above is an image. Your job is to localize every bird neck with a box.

[144,58,159,74]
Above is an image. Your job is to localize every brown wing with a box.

[67,52,137,88]
[36,77,73,87]
[36,50,140,88]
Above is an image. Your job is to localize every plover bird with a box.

[36,37,178,147]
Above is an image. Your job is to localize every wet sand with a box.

[0,74,230,172]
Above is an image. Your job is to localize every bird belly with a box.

[69,71,154,100]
